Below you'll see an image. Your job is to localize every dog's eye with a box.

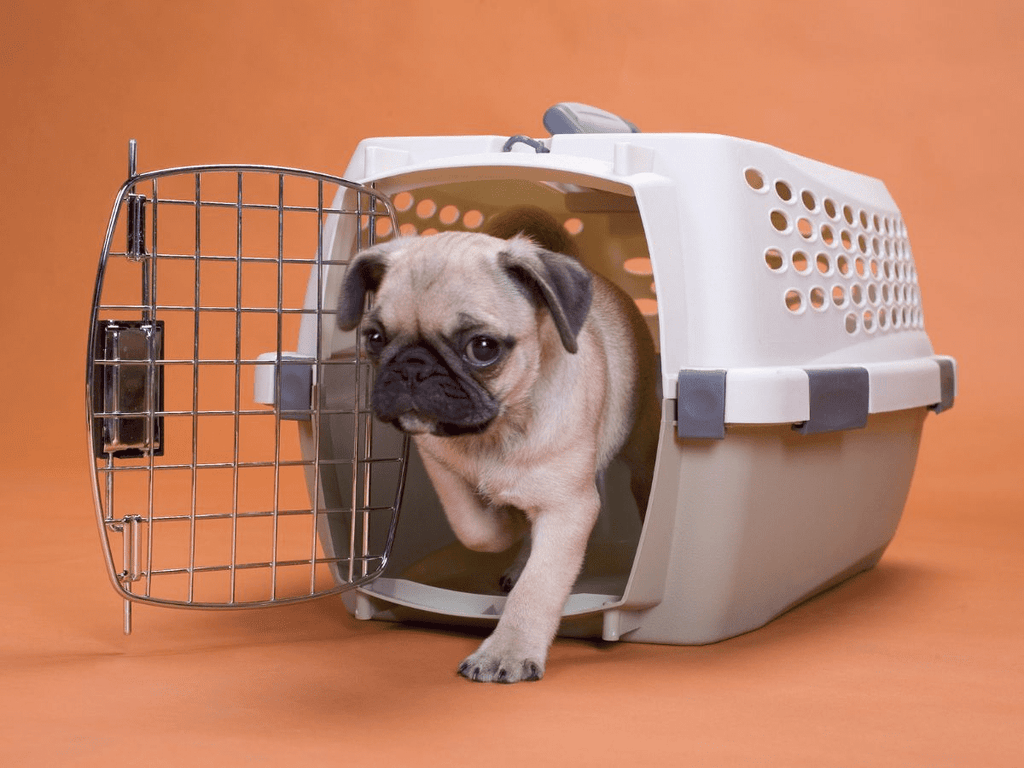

[464,335,502,366]
[362,327,387,356]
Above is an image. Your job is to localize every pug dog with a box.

[337,206,659,683]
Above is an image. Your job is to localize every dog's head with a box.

[337,231,592,437]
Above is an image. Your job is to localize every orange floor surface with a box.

[2,2,1021,765]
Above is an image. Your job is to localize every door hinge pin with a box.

[121,515,143,583]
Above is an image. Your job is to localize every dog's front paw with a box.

[458,648,544,683]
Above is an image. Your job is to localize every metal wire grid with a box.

[87,152,407,631]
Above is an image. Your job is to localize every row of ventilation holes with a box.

[374,193,660,317]
[744,167,924,335]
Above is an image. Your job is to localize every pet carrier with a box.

[88,105,956,643]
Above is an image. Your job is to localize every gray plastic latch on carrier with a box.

[252,353,315,420]
[794,367,870,435]
[676,370,728,440]
[676,366,873,439]
[931,358,957,414]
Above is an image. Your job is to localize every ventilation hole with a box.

[902,307,911,326]
[393,192,414,212]
[873,214,881,232]
[851,284,864,305]
[883,261,893,280]
[415,199,437,219]
[764,248,786,272]
[824,198,838,219]
[845,312,859,334]
[837,255,851,277]
[878,310,889,329]
[832,285,847,307]
[809,287,826,310]
[816,253,831,275]
[775,180,793,202]
[785,289,804,313]
[462,210,484,229]
[843,205,855,224]
[792,250,810,274]
[744,168,766,190]
[821,224,835,246]
[634,298,659,316]
[439,205,461,225]
[399,223,418,236]
[420,227,438,236]
[841,230,853,250]
[771,210,790,232]
[801,190,817,211]
[869,259,880,278]
[881,283,890,303]
[854,257,866,278]
[797,217,815,239]
[884,240,893,258]
[859,210,869,229]
[624,257,654,275]
[858,234,868,254]
[375,218,393,238]
[892,307,902,329]
[564,217,584,235]
[872,237,881,256]
[863,310,875,331]
[867,283,878,304]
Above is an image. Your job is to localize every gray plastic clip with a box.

[794,367,870,435]
[277,359,314,420]
[676,370,727,440]
[930,358,956,414]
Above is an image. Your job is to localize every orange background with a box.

[1,1,1021,765]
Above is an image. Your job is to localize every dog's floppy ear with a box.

[499,236,593,353]
[337,241,402,330]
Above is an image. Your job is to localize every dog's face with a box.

[337,231,592,438]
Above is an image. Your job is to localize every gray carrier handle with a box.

[676,355,957,439]
[543,102,641,135]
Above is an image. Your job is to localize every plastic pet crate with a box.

[87,105,955,643]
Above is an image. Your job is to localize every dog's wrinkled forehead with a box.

[371,232,534,336]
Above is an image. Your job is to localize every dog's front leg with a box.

[419,450,526,553]
[458,487,600,683]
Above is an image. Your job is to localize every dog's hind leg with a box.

[498,535,531,593]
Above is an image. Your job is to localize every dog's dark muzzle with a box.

[371,344,498,436]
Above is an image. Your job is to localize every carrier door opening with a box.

[343,174,661,620]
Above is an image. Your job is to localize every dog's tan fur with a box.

[338,207,658,682]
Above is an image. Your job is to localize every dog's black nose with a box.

[395,347,437,382]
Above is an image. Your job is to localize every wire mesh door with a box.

[87,143,408,632]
